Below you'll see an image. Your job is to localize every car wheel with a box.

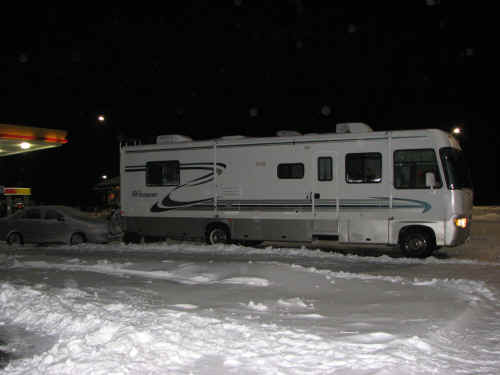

[70,233,86,245]
[206,224,230,245]
[400,229,434,258]
[7,232,23,246]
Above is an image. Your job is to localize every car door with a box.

[44,209,69,243]
[17,208,44,243]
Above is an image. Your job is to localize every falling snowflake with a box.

[249,107,259,118]
[18,53,29,64]
[321,105,332,117]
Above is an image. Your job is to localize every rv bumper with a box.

[445,215,471,246]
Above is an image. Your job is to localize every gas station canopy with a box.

[0,123,68,157]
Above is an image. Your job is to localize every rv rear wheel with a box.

[206,224,230,245]
[399,229,434,258]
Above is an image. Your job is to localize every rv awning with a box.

[0,124,68,157]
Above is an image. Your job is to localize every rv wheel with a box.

[206,224,230,245]
[399,229,434,258]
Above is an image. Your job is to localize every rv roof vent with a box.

[276,130,302,137]
[219,135,246,140]
[336,122,373,134]
[156,134,193,144]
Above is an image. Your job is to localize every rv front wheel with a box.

[399,229,434,258]
[206,225,230,245]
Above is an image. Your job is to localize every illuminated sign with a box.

[2,187,31,196]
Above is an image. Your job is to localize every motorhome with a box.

[120,123,473,257]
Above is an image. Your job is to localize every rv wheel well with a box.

[398,225,436,247]
[206,222,230,235]
[205,222,231,245]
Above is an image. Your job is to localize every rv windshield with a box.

[440,147,472,190]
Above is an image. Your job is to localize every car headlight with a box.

[454,217,469,229]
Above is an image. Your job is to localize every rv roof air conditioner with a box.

[335,123,373,134]
[276,130,302,137]
[156,134,193,144]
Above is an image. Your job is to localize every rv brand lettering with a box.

[132,190,158,198]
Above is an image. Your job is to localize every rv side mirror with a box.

[425,172,437,189]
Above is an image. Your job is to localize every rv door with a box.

[312,152,339,237]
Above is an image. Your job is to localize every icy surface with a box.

[1,214,500,374]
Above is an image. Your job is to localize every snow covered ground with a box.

[1,208,500,374]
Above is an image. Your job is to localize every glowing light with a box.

[101,174,108,180]
[452,127,462,135]
[97,115,106,123]
[454,217,468,229]
[19,142,31,149]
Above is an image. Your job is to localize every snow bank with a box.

[0,282,448,375]
[2,253,499,374]
[29,240,500,267]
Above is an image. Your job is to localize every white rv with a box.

[120,123,473,257]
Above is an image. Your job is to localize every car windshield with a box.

[56,206,106,222]
[440,147,472,190]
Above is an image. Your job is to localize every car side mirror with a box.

[425,172,437,189]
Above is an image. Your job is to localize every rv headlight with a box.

[454,217,469,229]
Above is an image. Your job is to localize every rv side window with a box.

[394,149,442,189]
[146,161,180,186]
[346,153,382,183]
[318,157,333,181]
[277,163,304,179]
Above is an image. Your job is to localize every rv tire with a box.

[399,228,435,258]
[206,224,230,245]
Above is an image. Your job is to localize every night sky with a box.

[0,2,496,206]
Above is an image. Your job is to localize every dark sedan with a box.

[0,206,122,245]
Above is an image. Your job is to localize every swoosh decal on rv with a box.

[374,197,432,213]
[150,163,226,212]
[151,197,214,212]
[152,196,431,213]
